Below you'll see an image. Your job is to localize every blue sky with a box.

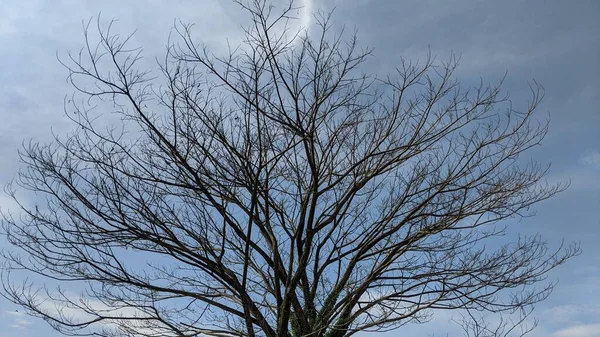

[0,1,598,336]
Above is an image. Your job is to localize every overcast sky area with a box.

[0,1,599,336]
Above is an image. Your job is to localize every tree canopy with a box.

[1,1,578,336]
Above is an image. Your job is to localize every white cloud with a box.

[581,151,600,170]
[5,310,32,329]
[299,0,313,31]
[542,304,600,326]
[38,295,149,321]
[553,324,600,337]
[0,194,19,213]
[9,318,32,329]
[36,295,178,336]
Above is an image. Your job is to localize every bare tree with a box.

[1,1,579,336]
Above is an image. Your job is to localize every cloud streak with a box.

[553,324,600,337]
[5,310,32,330]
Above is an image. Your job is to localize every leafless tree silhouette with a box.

[1,1,579,336]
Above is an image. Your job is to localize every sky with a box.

[0,0,599,336]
